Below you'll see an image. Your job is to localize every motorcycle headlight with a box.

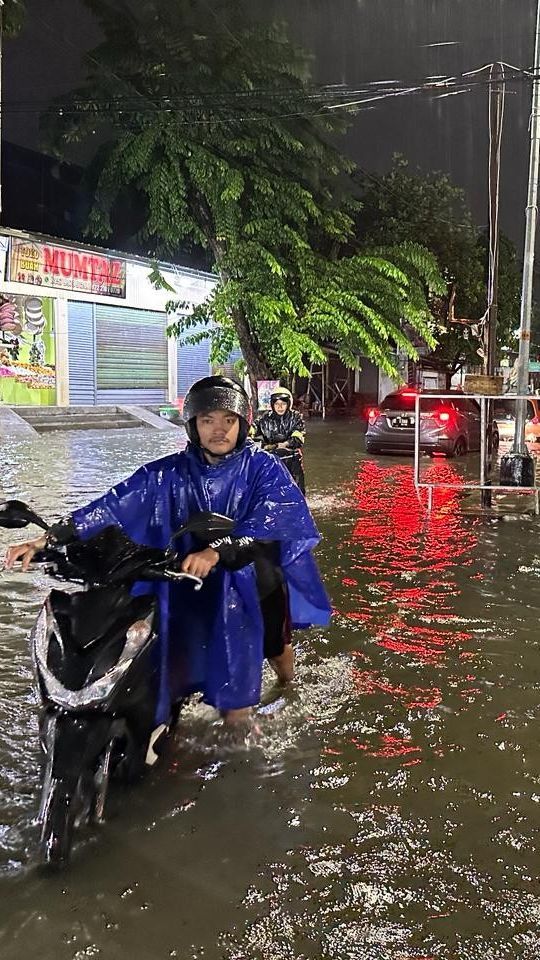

[33,607,154,711]
[125,618,153,654]
[30,603,48,662]
[31,601,63,677]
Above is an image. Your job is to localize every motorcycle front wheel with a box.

[39,775,82,865]
[38,713,112,865]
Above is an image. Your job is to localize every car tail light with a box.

[400,390,418,398]
[367,407,380,426]
[435,406,455,426]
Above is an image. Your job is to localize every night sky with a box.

[3,0,537,247]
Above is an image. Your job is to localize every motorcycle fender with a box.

[41,711,113,781]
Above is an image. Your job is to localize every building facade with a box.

[0,229,217,408]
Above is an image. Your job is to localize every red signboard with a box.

[7,238,126,298]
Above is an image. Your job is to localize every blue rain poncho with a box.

[70,440,331,721]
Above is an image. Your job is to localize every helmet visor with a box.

[271,392,292,406]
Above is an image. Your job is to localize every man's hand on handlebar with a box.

[5,536,48,572]
[181,547,219,579]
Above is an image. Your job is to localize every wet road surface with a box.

[1,420,540,959]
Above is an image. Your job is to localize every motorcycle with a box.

[0,499,233,866]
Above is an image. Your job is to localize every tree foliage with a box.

[45,1,442,389]
[3,0,26,37]
[165,239,441,379]
[357,155,521,371]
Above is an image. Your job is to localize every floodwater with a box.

[1,420,540,959]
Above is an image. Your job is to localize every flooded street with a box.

[1,420,540,959]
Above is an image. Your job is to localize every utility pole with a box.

[484,62,504,378]
[480,63,504,507]
[500,0,540,487]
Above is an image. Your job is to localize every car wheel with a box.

[451,437,467,457]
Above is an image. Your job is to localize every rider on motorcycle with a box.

[5,376,330,727]
[250,387,306,493]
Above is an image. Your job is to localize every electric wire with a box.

[2,4,537,124]
[0,71,533,122]
[5,1,537,130]
[1,15,523,267]
[4,11,523,352]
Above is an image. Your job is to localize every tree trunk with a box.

[207,234,274,412]
[231,305,273,412]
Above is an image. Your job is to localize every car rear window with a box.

[381,393,452,413]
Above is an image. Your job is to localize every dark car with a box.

[364,388,499,457]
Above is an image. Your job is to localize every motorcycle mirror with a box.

[0,499,49,531]
[171,511,235,542]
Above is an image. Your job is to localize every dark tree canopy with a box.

[45,1,443,391]
[3,0,26,37]
[357,156,521,372]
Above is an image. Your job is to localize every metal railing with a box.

[413,393,540,513]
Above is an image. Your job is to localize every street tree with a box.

[46,0,442,396]
[357,156,521,375]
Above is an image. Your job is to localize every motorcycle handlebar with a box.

[32,548,203,590]
[33,547,66,565]
[18,519,223,590]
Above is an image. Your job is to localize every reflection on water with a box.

[1,424,540,959]
[349,459,478,660]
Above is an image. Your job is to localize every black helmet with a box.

[183,375,252,448]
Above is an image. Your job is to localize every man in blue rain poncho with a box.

[6,376,331,726]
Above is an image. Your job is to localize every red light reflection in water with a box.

[351,666,442,709]
[346,461,478,660]
[352,734,422,760]
[340,460,480,762]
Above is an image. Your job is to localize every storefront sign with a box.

[7,238,126,298]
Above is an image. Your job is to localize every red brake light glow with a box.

[401,391,418,398]
[368,407,380,426]
[435,406,455,425]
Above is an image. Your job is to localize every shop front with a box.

[0,229,217,409]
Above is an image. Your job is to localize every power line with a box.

[0,72,534,121]
[4,7,538,133]
[28,7,162,118]
[5,6,538,120]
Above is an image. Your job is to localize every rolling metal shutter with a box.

[68,301,96,405]
[176,323,212,398]
[95,305,168,405]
